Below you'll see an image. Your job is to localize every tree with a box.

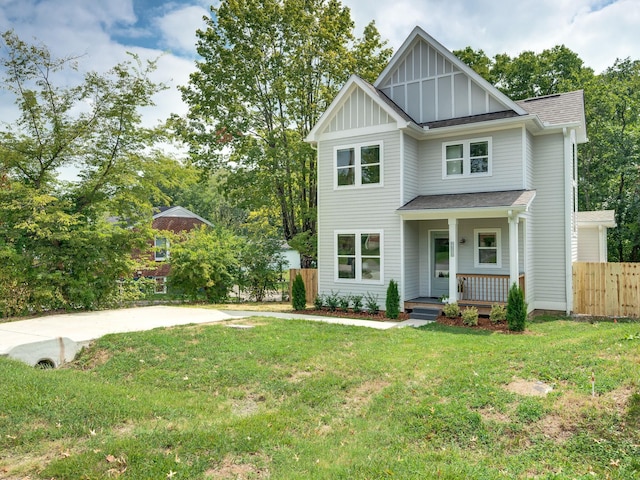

[178,0,392,267]
[385,279,400,319]
[506,283,527,332]
[0,31,167,314]
[168,226,241,302]
[291,273,306,311]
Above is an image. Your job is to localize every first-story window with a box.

[154,276,167,294]
[474,229,501,268]
[336,231,382,282]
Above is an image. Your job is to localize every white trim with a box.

[334,141,384,190]
[317,123,397,143]
[474,228,502,269]
[334,230,384,285]
[442,137,492,179]
[563,128,573,314]
[154,276,167,294]
[428,229,449,298]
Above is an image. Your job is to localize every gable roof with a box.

[374,26,527,122]
[305,75,417,144]
[153,206,212,227]
[516,90,587,143]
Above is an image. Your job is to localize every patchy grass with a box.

[0,316,639,479]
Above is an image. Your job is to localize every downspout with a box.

[563,128,573,315]
[399,131,405,311]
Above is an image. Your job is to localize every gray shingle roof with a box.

[398,190,536,211]
[516,90,585,126]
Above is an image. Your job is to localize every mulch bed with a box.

[435,315,515,333]
[299,308,516,332]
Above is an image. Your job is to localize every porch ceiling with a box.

[397,189,536,220]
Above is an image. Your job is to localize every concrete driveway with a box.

[0,306,427,367]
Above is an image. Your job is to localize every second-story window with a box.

[155,236,168,261]
[335,142,382,188]
[443,138,491,178]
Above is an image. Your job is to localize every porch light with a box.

[459,238,466,245]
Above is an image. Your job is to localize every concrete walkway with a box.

[0,306,429,367]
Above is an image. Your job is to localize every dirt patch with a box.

[477,406,511,423]
[231,394,266,417]
[205,453,270,479]
[343,379,391,412]
[505,378,553,397]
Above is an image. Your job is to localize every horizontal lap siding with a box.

[531,134,566,309]
[418,128,524,194]
[317,130,402,304]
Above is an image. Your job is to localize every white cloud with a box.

[156,4,210,55]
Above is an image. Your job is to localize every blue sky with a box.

[1,0,639,128]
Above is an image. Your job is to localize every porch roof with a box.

[397,189,536,220]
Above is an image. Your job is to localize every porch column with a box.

[508,212,519,289]
[448,218,458,302]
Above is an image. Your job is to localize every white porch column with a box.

[448,218,458,302]
[508,212,520,289]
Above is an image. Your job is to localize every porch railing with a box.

[456,274,525,304]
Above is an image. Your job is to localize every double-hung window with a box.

[155,237,168,261]
[474,229,501,268]
[336,231,382,282]
[335,142,382,188]
[443,138,491,178]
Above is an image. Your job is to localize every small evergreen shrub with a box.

[443,301,460,318]
[506,283,527,331]
[351,294,363,313]
[489,304,507,324]
[461,306,479,326]
[365,293,379,314]
[325,290,340,312]
[313,294,324,310]
[338,295,351,311]
[291,273,306,311]
[385,279,400,319]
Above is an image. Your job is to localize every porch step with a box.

[409,307,440,321]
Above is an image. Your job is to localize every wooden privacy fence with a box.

[573,262,640,317]
[289,269,318,304]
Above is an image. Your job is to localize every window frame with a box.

[334,230,384,284]
[154,236,169,261]
[474,228,502,268]
[154,276,167,294]
[442,137,492,179]
[334,141,383,189]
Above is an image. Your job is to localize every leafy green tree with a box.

[178,0,392,267]
[238,236,285,302]
[169,226,241,302]
[0,31,166,314]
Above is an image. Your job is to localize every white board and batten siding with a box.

[417,127,525,195]
[530,133,567,310]
[377,37,511,124]
[322,86,395,136]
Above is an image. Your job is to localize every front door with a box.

[432,232,449,298]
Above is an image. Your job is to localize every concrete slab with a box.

[1,306,428,368]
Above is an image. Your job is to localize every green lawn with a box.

[1,316,639,479]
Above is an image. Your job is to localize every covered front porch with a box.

[398,190,535,308]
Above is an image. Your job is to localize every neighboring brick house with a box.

[139,206,212,294]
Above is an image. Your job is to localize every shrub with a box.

[338,295,351,311]
[313,294,324,310]
[385,279,400,319]
[365,293,379,314]
[351,295,363,313]
[291,273,306,310]
[325,290,340,312]
[462,306,479,326]
[489,304,507,324]
[443,301,460,318]
[507,283,527,331]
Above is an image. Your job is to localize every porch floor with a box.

[405,297,500,316]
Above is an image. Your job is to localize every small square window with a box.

[443,138,491,178]
[475,229,501,268]
[335,143,382,188]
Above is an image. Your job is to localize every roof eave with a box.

[397,204,530,221]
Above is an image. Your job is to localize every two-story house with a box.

[306,26,609,315]
[139,206,212,294]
